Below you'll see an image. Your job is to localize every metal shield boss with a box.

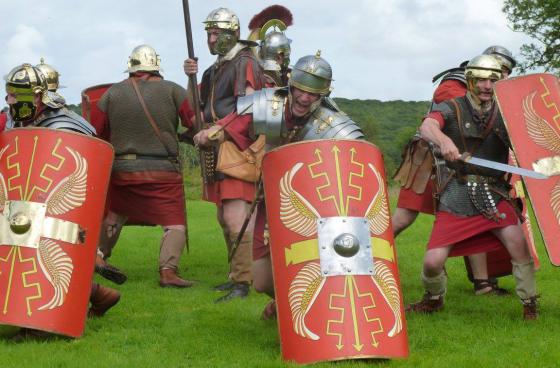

[0,128,113,337]
[495,74,560,265]
[81,83,113,137]
[262,140,408,363]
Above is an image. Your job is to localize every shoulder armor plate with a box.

[36,108,96,136]
[441,70,466,84]
[238,87,287,147]
[299,105,364,141]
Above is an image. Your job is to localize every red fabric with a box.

[426,111,445,128]
[237,59,262,94]
[396,181,435,214]
[93,110,110,140]
[217,112,254,150]
[108,171,186,226]
[0,112,7,132]
[427,79,467,129]
[203,177,256,205]
[179,98,195,129]
[432,79,467,104]
[253,201,269,260]
[427,200,518,256]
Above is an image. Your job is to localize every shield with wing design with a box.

[495,73,560,265]
[262,140,408,364]
[0,128,113,337]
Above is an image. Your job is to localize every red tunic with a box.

[396,79,467,214]
[108,171,186,226]
[427,200,518,255]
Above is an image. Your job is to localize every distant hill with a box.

[68,98,431,177]
[334,98,430,175]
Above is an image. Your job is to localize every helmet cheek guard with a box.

[214,31,238,56]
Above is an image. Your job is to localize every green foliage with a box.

[334,98,430,175]
[66,104,82,115]
[503,0,560,75]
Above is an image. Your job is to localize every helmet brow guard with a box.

[126,44,162,73]
[465,55,503,81]
[289,51,333,95]
[203,7,240,31]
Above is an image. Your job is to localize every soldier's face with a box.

[291,87,320,117]
[207,28,221,54]
[474,78,496,102]
[206,28,237,55]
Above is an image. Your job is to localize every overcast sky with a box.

[0,0,536,105]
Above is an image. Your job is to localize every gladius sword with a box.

[460,153,549,180]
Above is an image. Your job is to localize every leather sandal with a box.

[473,278,510,296]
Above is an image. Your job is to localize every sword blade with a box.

[462,156,549,180]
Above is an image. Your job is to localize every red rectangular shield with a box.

[495,73,560,265]
[0,128,113,337]
[262,140,408,363]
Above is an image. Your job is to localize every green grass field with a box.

[2,198,560,367]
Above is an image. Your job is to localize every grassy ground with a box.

[1,199,560,367]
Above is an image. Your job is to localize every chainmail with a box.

[98,78,186,172]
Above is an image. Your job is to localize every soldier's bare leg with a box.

[391,207,419,237]
[215,198,255,302]
[159,225,193,288]
[252,255,274,298]
[98,211,127,259]
[407,246,450,313]
[492,224,537,319]
[95,211,128,284]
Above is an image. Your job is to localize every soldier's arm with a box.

[419,116,460,161]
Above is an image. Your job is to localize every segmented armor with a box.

[33,107,96,136]
[238,87,364,147]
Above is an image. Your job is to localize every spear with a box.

[181,0,211,200]
[181,0,203,133]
